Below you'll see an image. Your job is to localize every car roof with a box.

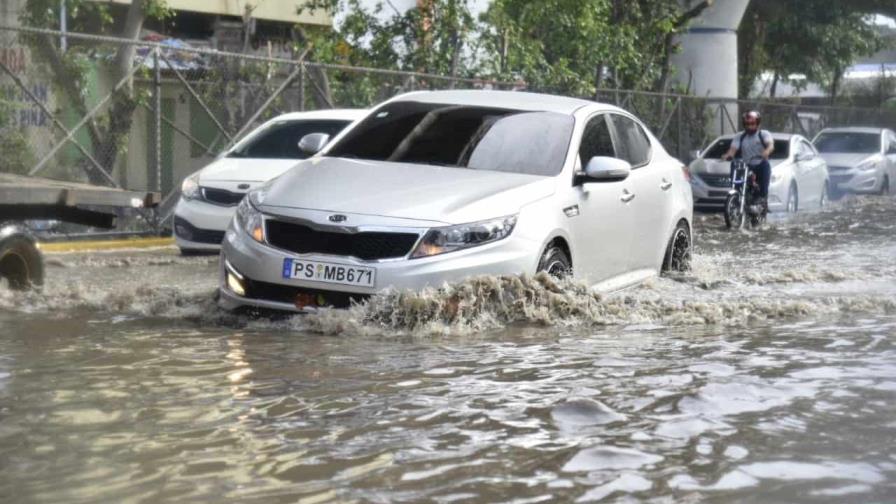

[265,109,367,122]
[816,127,885,135]
[387,89,612,115]
[713,132,800,142]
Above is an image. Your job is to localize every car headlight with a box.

[856,160,877,171]
[181,172,201,200]
[234,196,265,243]
[411,215,517,259]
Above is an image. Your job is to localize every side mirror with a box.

[689,149,701,161]
[795,152,811,162]
[577,156,631,184]
[298,133,331,156]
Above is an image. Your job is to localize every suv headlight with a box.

[411,215,517,259]
[181,172,201,200]
[856,160,877,171]
[234,196,265,243]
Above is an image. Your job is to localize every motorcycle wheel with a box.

[724,193,744,230]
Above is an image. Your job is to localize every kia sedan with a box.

[813,127,896,195]
[688,133,830,213]
[219,90,693,312]
[174,109,366,254]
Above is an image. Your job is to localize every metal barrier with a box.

[2,25,894,233]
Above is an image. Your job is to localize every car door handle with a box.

[660,179,673,191]
[620,190,636,203]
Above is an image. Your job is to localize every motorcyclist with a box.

[722,110,774,212]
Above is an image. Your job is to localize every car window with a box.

[326,101,575,177]
[798,140,815,159]
[814,132,881,154]
[610,114,652,167]
[578,115,615,166]
[228,119,351,159]
[887,132,896,154]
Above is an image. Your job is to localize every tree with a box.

[738,0,884,101]
[478,0,711,97]
[20,0,171,184]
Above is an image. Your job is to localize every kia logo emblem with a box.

[328,214,347,223]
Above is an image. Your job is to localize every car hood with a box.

[689,157,786,175]
[817,153,876,168]
[199,156,301,183]
[255,157,556,224]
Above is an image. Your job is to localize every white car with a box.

[174,109,366,253]
[813,127,896,195]
[218,90,693,312]
[688,133,830,213]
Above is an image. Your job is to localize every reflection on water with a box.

[0,195,895,502]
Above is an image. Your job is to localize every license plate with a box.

[281,258,376,288]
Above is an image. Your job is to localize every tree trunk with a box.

[770,71,779,98]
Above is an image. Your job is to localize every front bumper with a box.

[689,175,730,212]
[828,168,881,194]
[218,224,541,312]
[173,197,238,250]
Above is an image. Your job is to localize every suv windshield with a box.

[813,132,880,154]
[702,137,790,160]
[325,101,575,176]
[228,119,351,159]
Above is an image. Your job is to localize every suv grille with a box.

[699,173,731,188]
[265,220,420,261]
[201,187,245,206]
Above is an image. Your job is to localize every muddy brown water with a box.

[1,196,895,503]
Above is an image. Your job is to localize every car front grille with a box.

[830,174,854,185]
[827,165,850,172]
[201,187,245,206]
[173,216,225,244]
[698,173,731,188]
[265,220,420,261]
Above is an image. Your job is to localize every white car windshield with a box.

[325,102,575,176]
[228,119,352,159]
[814,132,880,154]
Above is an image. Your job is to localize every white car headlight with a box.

[411,215,517,259]
[181,172,201,200]
[856,160,877,171]
[234,196,265,243]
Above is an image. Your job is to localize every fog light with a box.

[226,271,246,296]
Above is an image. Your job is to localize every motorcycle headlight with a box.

[411,215,517,259]
[181,172,201,200]
[856,160,877,171]
[234,196,265,243]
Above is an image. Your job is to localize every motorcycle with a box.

[724,159,767,229]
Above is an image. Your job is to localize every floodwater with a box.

[1,196,895,503]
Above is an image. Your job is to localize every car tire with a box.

[820,181,829,208]
[537,245,571,278]
[786,183,799,213]
[0,230,44,290]
[662,221,691,273]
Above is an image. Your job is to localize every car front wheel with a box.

[537,245,571,278]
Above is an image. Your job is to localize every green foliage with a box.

[0,100,35,175]
[739,0,884,99]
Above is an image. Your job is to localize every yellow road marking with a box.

[37,237,175,252]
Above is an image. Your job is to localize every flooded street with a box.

[1,196,895,503]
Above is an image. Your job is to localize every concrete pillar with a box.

[672,0,750,135]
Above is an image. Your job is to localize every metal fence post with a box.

[153,47,162,231]
[299,63,306,112]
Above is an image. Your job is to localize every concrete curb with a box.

[38,237,175,253]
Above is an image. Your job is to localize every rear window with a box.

[228,119,351,159]
[814,132,881,154]
[702,138,789,160]
[325,101,575,177]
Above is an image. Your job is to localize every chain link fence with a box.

[2,25,894,233]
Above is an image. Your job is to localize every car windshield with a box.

[813,132,880,154]
[325,101,575,176]
[228,119,352,159]
[702,138,790,160]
